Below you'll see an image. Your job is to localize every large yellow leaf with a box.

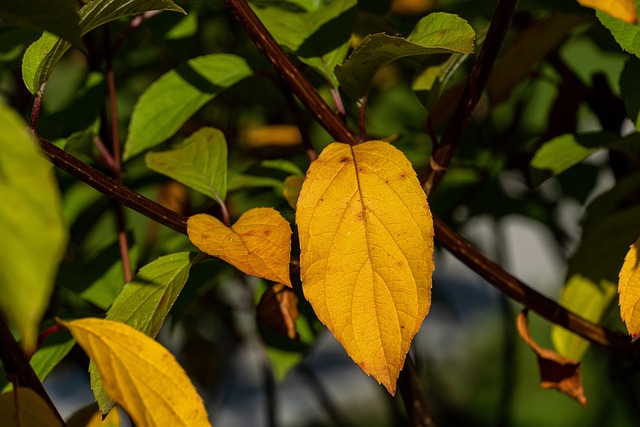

[618,238,640,338]
[296,140,434,395]
[577,0,637,24]
[59,318,210,427]
[187,208,292,286]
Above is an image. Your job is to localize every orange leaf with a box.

[296,140,434,395]
[577,0,637,24]
[59,318,210,427]
[257,283,299,340]
[516,311,587,407]
[187,208,292,286]
[618,237,640,339]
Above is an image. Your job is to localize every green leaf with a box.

[21,0,185,94]
[597,0,640,58]
[0,387,63,427]
[621,57,640,130]
[0,329,74,393]
[335,12,475,100]
[0,104,67,353]
[91,252,196,413]
[0,0,83,49]
[228,173,285,193]
[251,0,356,86]
[124,54,253,160]
[146,127,228,202]
[529,132,640,186]
[552,207,640,359]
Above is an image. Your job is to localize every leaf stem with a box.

[421,0,518,196]
[0,317,66,426]
[29,83,45,130]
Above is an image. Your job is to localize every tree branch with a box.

[422,0,518,195]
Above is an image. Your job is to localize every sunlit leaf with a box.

[597,0,640,57]
[578,0,637,24]
[22,0,185,94]
[188,208,292,286]
[91,251,196,414]
[146,127,228,201]
[0,387,62,427]
[618,237,640,338]
[0,104,67,353]
[517,311,587,407]
[296,140,434,395]
[0,0,83,49]
[60,318,210,427]
[124,54,252,160]
[257,283,299,340]
[251,0,357,86]
[335,12,475,100]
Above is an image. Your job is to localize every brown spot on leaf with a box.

[339,157,350,163]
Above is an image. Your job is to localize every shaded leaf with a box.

[578,0,637,23]
[296,140,434,395]
[0,329,74,393]
[91,251,196,414]
[146,127,228,201]
[283,175,305,209]
[618,237,640,338]
[335,12,475,100]
[0,387,62,427]
[60,318,210,426]
[0,0,83,49]
[22,0,184,94]
[517,311,587,407]
[620,57,640,130]
[551,274,617,360]
[257,283,299,340]
[251,0,357,86]
[597,0,640,57]
[0,104,67,353]
[66,403,120,427]
[188,208,292,286]
[124,54,252,160]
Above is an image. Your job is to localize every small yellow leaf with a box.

[618,238,640,338]
[187,208,292,286]
[59,318,210,427]
[296,140,434,395]
[0,387,63,427]
[577,0,637,24]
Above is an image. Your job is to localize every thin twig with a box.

[421,0,518,196]
[0,317,66,426]
[29,83,45,130]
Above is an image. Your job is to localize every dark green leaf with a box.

[146,127,228,201]
[0,104,67,353]
[0,0,83,49]
[124,54,252,160]
[621,57,640,130]
[21,0,185,94]
[335,12,475,100]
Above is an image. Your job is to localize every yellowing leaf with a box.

[187,208,292,286]
[0,387,63,427]
[296,140,434,395]
[59,318,210,427]
[577,0,637,24]
[618,237,640,338]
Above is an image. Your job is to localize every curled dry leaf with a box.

[257,283,299,340]
[296,140,434,395]
[618,237,640,339]
[187,207,292,286]
[516,310,587,407]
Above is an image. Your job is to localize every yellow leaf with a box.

[618,238,640,338]
[0,387,62,427]
[66,403,120,427]
[296,140,434,395]
[59,318,210,427]
[187,208,292,286]
[577,0,637,24]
